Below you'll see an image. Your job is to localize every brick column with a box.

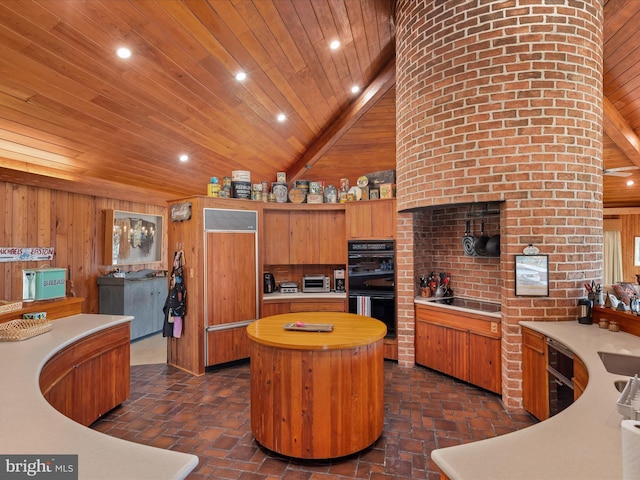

[395,0,603,409]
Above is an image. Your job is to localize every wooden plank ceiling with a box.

[0,0,638,208]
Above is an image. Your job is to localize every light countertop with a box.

[414,296,501,319]
[432,320,640,480]
[0,313,198,480]
[247,312,386,349]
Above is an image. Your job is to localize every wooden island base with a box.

[247,312,386,460]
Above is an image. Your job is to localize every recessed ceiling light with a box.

[330,40,340,50]
[179,154,189,162]
[627,180,635,186]
[277,113,286,122]
[235,71,247,81]
[116,47,132,59]
[351,85,360,94]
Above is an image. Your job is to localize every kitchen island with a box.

[246,312,386,459]
[0,313,198,480]
[432,320,640,480]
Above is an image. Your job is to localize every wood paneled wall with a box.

[0,181,167,313]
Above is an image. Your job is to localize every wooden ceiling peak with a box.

[287,58,396,183]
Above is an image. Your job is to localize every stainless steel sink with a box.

[615,379,629,392]
[598,351,640,376]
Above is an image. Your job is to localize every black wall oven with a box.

[347,240,396,338]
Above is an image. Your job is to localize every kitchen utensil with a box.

[474,221,489,256]
[486,235,500,257]
[462,220,476,256]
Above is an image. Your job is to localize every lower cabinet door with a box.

[468,333,501,394]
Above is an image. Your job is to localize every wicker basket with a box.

[0,317,52,341]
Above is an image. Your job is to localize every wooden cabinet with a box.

[522,327,549,421]
[262,298,346,317]
[420,321,468,380]
[346,199,396,239]
[98,275,167,340]
[573,354,588,401]
[263,206,346,265]
[39,323,130,426]
[263,209,290,265]
[415,303,501,394]
[469,333,502,393]
[167,197,260,375]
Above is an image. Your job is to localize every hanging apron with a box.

[163,250,186,338]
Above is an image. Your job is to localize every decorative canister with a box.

[324,185,337,203]
[231,170,251,183]
[309,181,322,194]
[207,177,220,197]
[231,181,251,199]
[268,193,275,202]
[340,178,349,192]
[272,183,288,203]
[261,181,269,194]
[277,172,287,183]
[222,176,231,189]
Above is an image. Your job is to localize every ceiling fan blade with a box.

[603,166,639,177]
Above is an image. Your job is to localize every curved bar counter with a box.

[246,312,386,459]
[432,321,640,480]
[0,314,197,480]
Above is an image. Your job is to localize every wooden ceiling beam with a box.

[603,95,640,168]
[287,58,396,183]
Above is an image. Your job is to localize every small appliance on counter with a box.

[263,273,275,294]
[334,269,345,292]
[577,298,592,324]
[279,282,299,294]
[302,275,330,293]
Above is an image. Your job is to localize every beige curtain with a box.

[604,230,623,285]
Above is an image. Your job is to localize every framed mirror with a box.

[104,210,163,265]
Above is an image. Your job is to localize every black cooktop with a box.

[432,297,501,314]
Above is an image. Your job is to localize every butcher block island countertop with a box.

[432,320,640,480]
[0,313,198,480]
[246,312,386,459]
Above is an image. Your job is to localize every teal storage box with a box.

[30,268,67,300]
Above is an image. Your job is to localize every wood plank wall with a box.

[0,181,168,313]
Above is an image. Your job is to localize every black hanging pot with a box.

[486,235,500,257]
[474,222,489,256]
[462,220,475,256]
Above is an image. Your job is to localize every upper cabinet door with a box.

[346,200,396,240]
[264,207,346,265]
[263,210,290,265]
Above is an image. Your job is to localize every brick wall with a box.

[395,0,603,410]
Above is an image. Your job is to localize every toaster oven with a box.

[302,275,331,293]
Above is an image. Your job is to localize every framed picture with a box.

[104,210,163,265]
[515,255,549,297]
[635,237,640,266]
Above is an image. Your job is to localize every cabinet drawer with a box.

[290,301,345,313]
[522,327,545,354]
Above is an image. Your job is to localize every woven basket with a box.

[0,317,52,342]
